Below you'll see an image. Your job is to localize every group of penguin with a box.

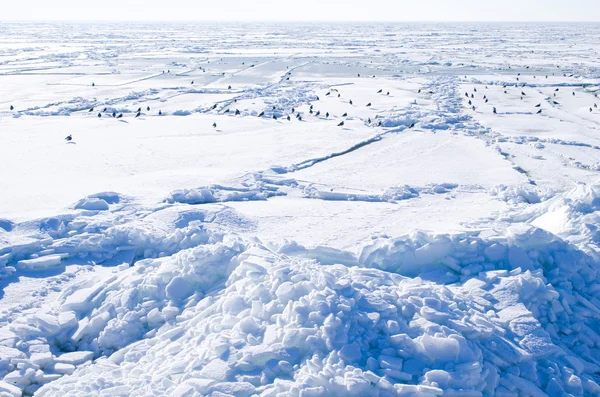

[465,77,598,116]
[209,87,410,130]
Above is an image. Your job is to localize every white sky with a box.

[1,0,599,22]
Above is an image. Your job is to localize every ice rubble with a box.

[1,185,600,396]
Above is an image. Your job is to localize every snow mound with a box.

[303,184,458,203]
[33,227,600,397]
[166,183,285,205]
[490,184,549,205]
[4,185,600,396]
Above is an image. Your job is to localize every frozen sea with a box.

[1,21,600,396]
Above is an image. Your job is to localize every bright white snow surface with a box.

[1,22,600,397]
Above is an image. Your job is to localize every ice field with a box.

[1,21,600,396]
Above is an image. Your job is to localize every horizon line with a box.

[1,19,599,23]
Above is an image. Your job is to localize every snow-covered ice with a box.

[1,21,600,396]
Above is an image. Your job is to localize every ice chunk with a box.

[165,276,194,302]
[30,352,53,369]
[339,343,361,363]
[61,285,104,312]
[211,382,255,397]
[16,254,66,270]
[52,363,75,375]
[199,359,231,381]
[417,334,459,362]
[54,351,94,366]
[74,197,109,211]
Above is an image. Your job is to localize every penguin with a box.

[595,103,598,108]
[573,92,576,96]
[225,109,230,113]
[377,120,382,127]
[367,118,371,124]
[298,115,302,121]
[377,89,382,93]
[465,92,469,97]
[325,112,329,118]
[212,104,217,110]
[98,113,102,118]
[342,112,347,117]
[291,108,295,113]
[386,92,389,96]
[135,112,140,118]
[471,94,474,99]
[137,107,141,113]
[326,92,331,96]
[147,106,150,111]
[504,90,508,94]
[468,100,472,106]
[310,105,314,110]
[191,81,194,84]
[338,93,340,98]
[117,113,123,119]
[10,105,14,111]
[358,74,360,77]
[315,110,320,116]
[112,111,116,118]
[553,101,560,105]
[235,109,240,115]
[493,107,497,114]
[213,122,217,128]
[103,108,107,112]
[483,95,487,100]
[228,85,231,89]
[65,134,72,141]
[472,105,476,111]
[258,111,264,117]
[158,111,162,116]
[418,89,421,93]
[485,99,488,103]
[309,109,313,114]
[537,109,542,114]
[474,87,477,92]
[555,88,559,92]
[92,83,95,87]
[349,99,353,105]
[366,102,371,107]
[287,115,291,121]
[338,121,344,127]
[286,77,290,81]
[273,115,277,120]
[88,107,93,112]
[408,123,415,129]
[272,106,276,110]
[535,103,541,107]
[316,96,320,101]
